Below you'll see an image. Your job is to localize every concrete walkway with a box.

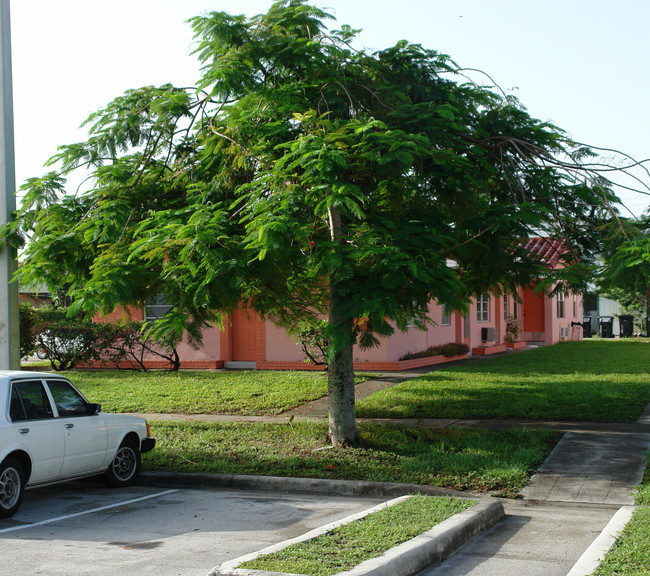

[417,403,650,576]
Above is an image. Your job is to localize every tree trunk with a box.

[325,205,360,446]
[327,315,361,447]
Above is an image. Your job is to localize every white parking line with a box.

[0,489,179,534]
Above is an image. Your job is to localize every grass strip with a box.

[357,341,650,422]
[240,495,474,576]
[592,455,650,576]
[142,420,558,497]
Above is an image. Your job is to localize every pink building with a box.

[97,238,583,370]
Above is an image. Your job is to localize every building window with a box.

[477,294,490,322]
[145,295,173,321]
[573,294,577,317]
[441,305,451,326]
[557,292,565,319]
[503,295,509,321]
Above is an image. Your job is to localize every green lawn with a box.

[45,340,649,498]
[61,340,650,422]
[357,341,650,422]
[66,370,337,415]
[142,420,557,497]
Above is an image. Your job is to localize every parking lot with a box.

[0,481,384,576]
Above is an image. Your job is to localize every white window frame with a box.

[441,305,451,326]
[477,294,490,322]
[557,291,565,319]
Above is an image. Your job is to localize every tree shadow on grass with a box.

[356,369,650,422]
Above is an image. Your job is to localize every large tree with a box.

[5,1,627,445]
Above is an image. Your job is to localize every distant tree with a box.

[598,215,650,315]
[3,1,642,445]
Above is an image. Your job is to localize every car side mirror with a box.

[87,403,101,415]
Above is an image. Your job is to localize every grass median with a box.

[239,495,475,576]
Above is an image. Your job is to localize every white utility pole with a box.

[0,0,19,370]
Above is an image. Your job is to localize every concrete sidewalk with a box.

[417,413,650,576]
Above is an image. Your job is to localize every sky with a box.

[9,0,650,216]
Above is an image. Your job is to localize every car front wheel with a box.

[105,439,141,487]
[0,458,25,518]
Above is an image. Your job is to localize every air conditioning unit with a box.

[481,327,499,342]
[560,327,569,338]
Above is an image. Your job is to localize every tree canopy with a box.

[597,215,650,315]
[4,0,634,445]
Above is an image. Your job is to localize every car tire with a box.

[0,458,25,518]
[105,439,141,487]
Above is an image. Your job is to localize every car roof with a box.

[0,370,68,380]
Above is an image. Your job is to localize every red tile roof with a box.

[523,237,566,268]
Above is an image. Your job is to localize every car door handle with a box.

[65,423,74,429]
[19,428,29,434]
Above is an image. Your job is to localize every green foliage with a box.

[32,307,101,370]
[399,342,469,361]
[18,304,38,359]
[28,307,181,371]
[598,215,650,314]
[296,319,329,367]
[3,0,633,443]
[241,496,474,576]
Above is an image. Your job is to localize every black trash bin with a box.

[599,316,614,338]
[619,315,634,338]
[582,316,592,338]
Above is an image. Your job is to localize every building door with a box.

[231,308,259,362]
[523,286,545,339]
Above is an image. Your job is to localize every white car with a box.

[0,371,155,518]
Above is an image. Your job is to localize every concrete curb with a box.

[139,471,472,500]
[566,506,635,576]
[209,497,505,576]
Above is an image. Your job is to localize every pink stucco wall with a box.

[264,301,462,364]
[546,291,583,344]
[173,325,221,361]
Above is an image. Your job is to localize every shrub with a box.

[296,319,329,369]
[400,342,469,361]
[30,307,181,371]
[35,316,102,370]
[96,321,181,371]
[504,316,521,343]
[19,304,38,359]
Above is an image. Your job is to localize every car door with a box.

[45,379,109,477]
[9,380,65,484]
